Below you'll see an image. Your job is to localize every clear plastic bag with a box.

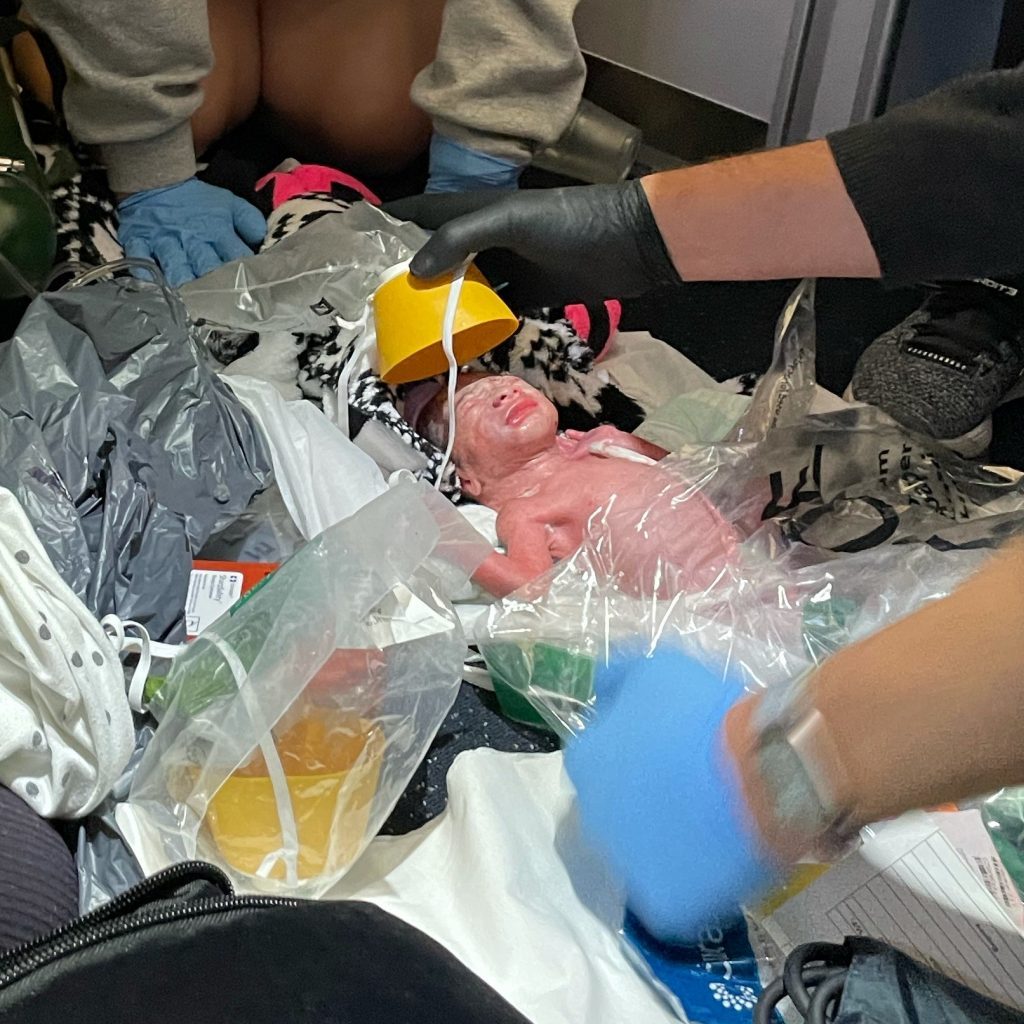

[480,279,1024,740]
[180,203,426,339]
[477,279,1024,1020]
[119,478,490,897]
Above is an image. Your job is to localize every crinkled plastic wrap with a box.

[181,202,426,341]
[0,276,274,640]
[119,479,490,897]
[481,280,1024,740]
[479,279,1024,1020]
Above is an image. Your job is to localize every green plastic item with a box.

[146,600,275,717]
[979,788,1024,899]
[802,594,859,659]
[0,49,56,299]
[482,641,595,732]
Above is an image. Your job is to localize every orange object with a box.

[304,647,388,705]
[373,261,518,384]
[205,709,384,881]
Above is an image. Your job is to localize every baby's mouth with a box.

[506,397,537,426]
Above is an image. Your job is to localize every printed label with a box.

[185,569,244,638]
[622,911,773,1022]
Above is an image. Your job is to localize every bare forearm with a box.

[472,548,552,598]
[810,542,1024,826]
[727,542,1024,864]
[642,140,880,282]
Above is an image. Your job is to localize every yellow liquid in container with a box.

[205,711,384,880]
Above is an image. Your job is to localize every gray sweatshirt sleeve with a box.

[21,0,212,194]
[411,0,585,163]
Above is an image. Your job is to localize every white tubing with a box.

[435,258,473,490]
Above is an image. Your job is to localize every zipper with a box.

[78,861,235,924]
[0,862,300,990]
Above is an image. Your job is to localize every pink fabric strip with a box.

[255,164,382,209]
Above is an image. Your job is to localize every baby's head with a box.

[411,372,491,450]
[405,373,558,497]
[447,375,559,498]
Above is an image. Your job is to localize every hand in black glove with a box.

[387,181,681,306]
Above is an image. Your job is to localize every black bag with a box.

[755,938,1024,1024]
[0,862,533,1023]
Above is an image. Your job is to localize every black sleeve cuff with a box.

[827,65,1024,285]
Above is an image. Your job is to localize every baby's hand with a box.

[562,425,641,459]
[555,431,585,457]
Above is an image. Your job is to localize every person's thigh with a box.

[258,0,445,174]
[192,0,263,156]
[0,786,78,950]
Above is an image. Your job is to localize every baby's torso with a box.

[495,455,738,594]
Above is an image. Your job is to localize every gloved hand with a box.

[425,134,524,194]
[406,180,682,304]
[117,178,268,289]
[564,646,782,942]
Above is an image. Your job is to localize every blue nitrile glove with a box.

[117,178,268,288]
[425,134,524,194]
[564,646,782,943]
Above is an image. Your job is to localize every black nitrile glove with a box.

[387,181,681,306]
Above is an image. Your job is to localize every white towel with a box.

[0,489,134,818]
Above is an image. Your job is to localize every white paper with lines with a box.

[762,815,1024,1012]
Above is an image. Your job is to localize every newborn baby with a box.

[435,375,738,598]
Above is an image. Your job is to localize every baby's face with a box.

[452,375,559,466]
[419,372,490,448]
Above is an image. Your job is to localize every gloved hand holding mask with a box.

[402,180,682,305]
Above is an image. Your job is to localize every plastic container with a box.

[204,709,385,880]
[373,260,518,384]
[482,642,595,731]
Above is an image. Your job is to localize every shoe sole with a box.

[842,384,993,459]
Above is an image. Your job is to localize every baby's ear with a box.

[458,466,483,498]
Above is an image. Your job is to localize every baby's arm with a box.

[562,426,668,462]
[471,513,557,598]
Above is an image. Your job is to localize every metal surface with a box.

[575,0,800,122]
[532,99,643,184]
[850,0,906,123]
[767,0,819,147]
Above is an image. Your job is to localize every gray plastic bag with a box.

[0,276,274,640]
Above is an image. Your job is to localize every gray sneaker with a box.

[847,279,1024,457]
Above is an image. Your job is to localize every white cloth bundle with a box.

[0,488,134,817]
